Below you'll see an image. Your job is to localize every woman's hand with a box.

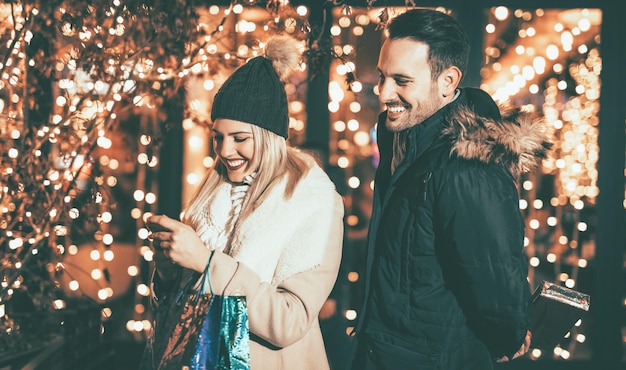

[147,214,212,273]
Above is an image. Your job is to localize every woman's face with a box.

[212,118,255,183]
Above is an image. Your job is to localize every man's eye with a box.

[396,79,410,86]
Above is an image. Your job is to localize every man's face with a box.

[377,38,446,132]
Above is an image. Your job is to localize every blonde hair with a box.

[183,124,315,231]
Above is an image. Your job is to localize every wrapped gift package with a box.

[529,280,591,349]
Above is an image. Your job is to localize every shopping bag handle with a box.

[198,250,216,296]
[176,250,216,304]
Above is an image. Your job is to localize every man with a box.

[348,9,551,370]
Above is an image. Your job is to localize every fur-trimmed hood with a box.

[443,101,553,181]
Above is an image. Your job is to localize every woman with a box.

[140,35,345,369]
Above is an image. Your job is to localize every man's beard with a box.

[385,89,443,132]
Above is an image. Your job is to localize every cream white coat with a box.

[205,163,345,370]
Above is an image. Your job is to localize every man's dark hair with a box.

[386,9,470,81]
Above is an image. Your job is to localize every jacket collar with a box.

[443,88,552,181]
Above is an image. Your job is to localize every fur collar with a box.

[198,164,341,285]
[230,164,340,285]
[443,105,552,181]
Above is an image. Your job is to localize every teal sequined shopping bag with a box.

[149,252,250,370]
[190,292,250,369]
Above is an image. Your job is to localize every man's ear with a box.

[438,66,462,97]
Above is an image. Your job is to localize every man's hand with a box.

[496,330,532,363]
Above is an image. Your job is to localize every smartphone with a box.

[145,221,170,233]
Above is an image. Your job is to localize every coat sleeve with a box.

[436,163,532,359]
[206,192,344,348]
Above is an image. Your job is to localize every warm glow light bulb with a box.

[137,284,150,296]
[133,190,145,201]
[529,257,540,267]
[69,280,80,291]
[494,6,509,21]
[296,6,308,16]
[103,234,114,245]
[128,265,139,276]
[90,250,101,261]
[348,176,360,189]
[101,211,113,223]
[103,250,114,261]
[345,310,357,321]
[546,44,559,60]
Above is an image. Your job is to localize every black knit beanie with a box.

[211,36,302,139]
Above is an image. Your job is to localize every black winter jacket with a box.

[352,88,551,370]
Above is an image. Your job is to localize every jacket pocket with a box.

[399,171,432,293]
[365,331,440,370]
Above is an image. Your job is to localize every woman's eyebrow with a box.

[212,129,253,135]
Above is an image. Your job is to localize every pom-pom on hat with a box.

[210,35,302,139]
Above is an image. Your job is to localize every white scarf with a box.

[196,176,252,254]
